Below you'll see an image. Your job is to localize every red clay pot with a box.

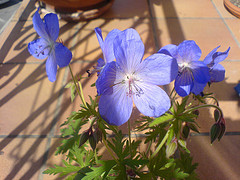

[224,0,240,18]
[39,0,114,21]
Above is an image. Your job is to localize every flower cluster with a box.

[95,29,230,126]
[28,9,229,126]
[158,41,230,96]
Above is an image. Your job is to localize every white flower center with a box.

[125,74,143,97]
[178,62,191,73]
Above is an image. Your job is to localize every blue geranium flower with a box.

[191,46,230,95]
[158,40,210,97]
[96,28,178,126]
[28,9,72,82]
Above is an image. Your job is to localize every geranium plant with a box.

[28,9,230,179]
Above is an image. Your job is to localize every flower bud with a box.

[79,130,90,148]
[166,138,177,158]
[214,109,220,122]
[210,123,221,144]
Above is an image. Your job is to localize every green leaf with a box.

[82,160,117,179]
[43,160,81,177]
[176,96,189,114]
[65,82,73,89]
[188,123,200,133]
[150,113,174,127]
[173,168,189,179]
[123,158,149,169]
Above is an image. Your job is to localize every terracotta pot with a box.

[224,0,240,18]
[38,0,114,21]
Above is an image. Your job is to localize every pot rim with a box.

[224,0,240,18]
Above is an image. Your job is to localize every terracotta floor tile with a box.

[225,19,240,46]
[41,138,66,180]
[0,20,78,63]
[102,0,149,18]
[155,18,240,59]
[187,135,240,180]
[212,0,236,18]
[0,137,48,180]
[11,0,36,22]
[70,18,156,63]
[0,64,66,135]
[149,0,219,18]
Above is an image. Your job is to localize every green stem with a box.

[68,65,87,108]
[206,96,219,106]
[150,129,170,159]
[128,120,132,158]
[183,104,223,120]
[102,136,119,163]
[146,140,152,156]
[169,87,175,98]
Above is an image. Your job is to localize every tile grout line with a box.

[37,67,69,180]
[2,58,240,66]
[1,131,240,139]
[211,0,240,48]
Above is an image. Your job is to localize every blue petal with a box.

[203,46,220,65]
[46,53,57,82]
[116,28,142,42]
[32,9,49,40]
[137,53,178,85]
[175,70,194,97]
[177,40,201,63]
[210,63,225,82]
[28,38,50,59]
[103,29,121,63]
[191,61,210,83]
[54,43,72,67]
[99,85,133,126]
[114,38,144,73]
[44,13,59,41]
[133,83,170,117]
[96,61,125,95]
[212,47,230,65]
[158,44,178,57]
[192,81,207,95]
[97,58,105,68]
[95,27,104,52]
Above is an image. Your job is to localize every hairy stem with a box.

[128,120,132,158]
[68,65,87,108]
[183,104,223,121]
[150,129,170,159]
[102,136,119,163]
